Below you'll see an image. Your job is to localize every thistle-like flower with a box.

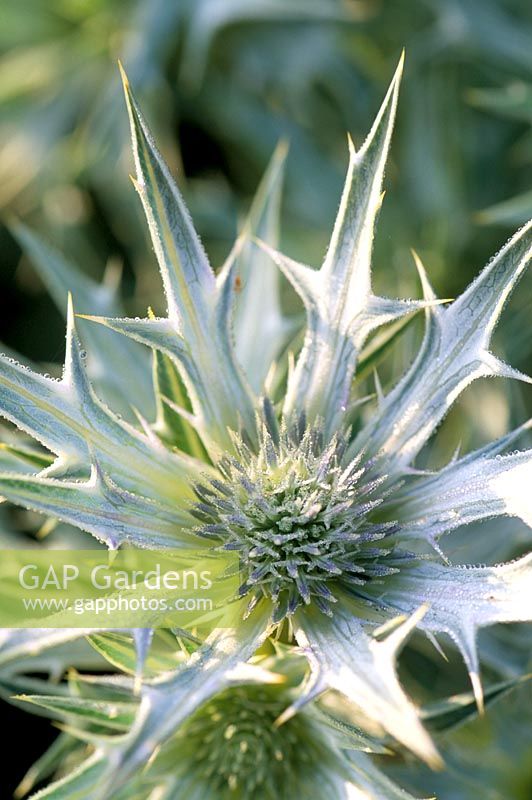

[12,643,445,800]
[1,53,532,796]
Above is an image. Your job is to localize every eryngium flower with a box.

[193,422,404,622]
[1,54,531,789]
[14,646,436,800]
[158,677,413,799]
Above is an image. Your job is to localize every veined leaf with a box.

[377,555,532,710]
[393,425,532,543]
[0,464,195,549]
[91,65,258,453]
[259,55,428,436]
[292,603,441,767]
[353,235,532,468]
[0,300,204,505]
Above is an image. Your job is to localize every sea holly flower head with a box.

[1,51,532,795]
[166,676,365,799]
[12,643,439,800]
[194,418,402,623]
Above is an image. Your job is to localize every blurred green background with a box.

[0,2,531,796]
